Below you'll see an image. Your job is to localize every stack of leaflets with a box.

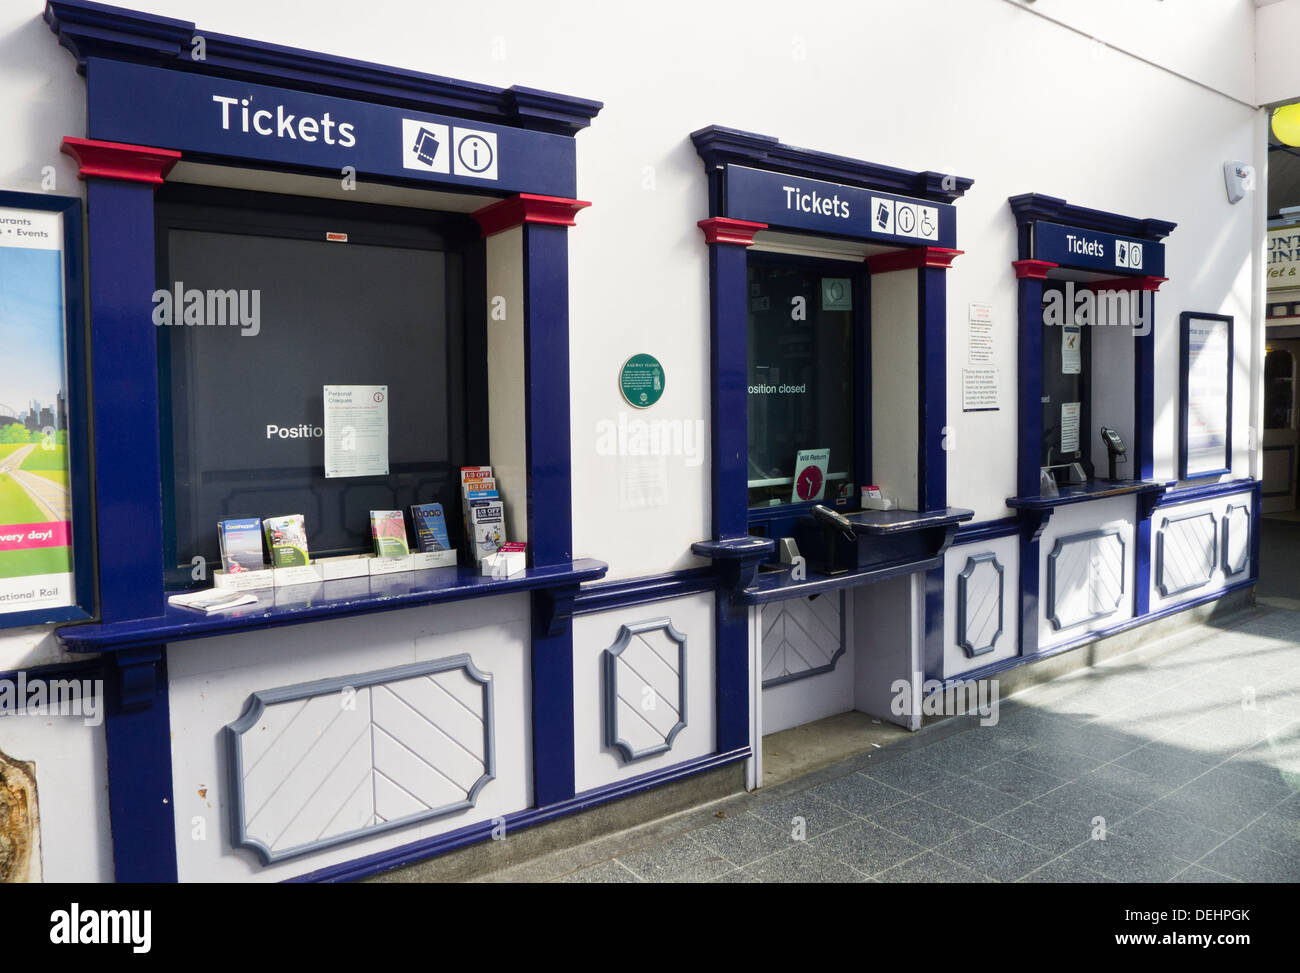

[169,588,259,614]
[411,503,451,552]
[370,509,411,557]
[263,515,310,567]
[217,518,265,573]
[461,466,505,563]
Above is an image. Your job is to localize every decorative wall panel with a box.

[1221,503,1250,577]
[602,619,687,762]
[225,655,495,865]
[1156,511,1217,597]
[1047,529,1126,630]
[760,592,846,688]
[957,553,1003,657]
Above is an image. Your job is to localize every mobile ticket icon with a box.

[401,118,450,174]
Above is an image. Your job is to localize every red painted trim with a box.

[472,193,591,237]
[60,137,181,185]
[1090,275,1169,292]
[696,217,767,246]
[866,246,964,274]
[1011,259,1058,280]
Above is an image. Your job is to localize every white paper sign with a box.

[1061,323,1082,375]
[323,385,389,478]
[968,302,993,364]
[962,368,999,411]
[1061,401,1081,454]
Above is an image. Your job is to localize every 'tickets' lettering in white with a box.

[49,903,151,954]
[213,94,356,147]
[1064,233,1106,258]
[782,184,851,219]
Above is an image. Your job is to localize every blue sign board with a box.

[85,58,578,198]
[724,164,957,249]
[1033,220,1165,277]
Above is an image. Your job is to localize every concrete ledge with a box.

[365,761,747,883]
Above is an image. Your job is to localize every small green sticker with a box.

[821,277,852,311]
[619,353,665,408]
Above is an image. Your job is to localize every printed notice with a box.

[323,385,389,478]
[1062,323,1082,375]
[962,368,999,412]
[1061,401,1081,454]
[968,302,993,364]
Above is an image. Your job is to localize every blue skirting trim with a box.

[286,746,751,883]
[574,568,717,615]
[928,578,1255,691]
[1153,478,1260,509]
[952,517,1020,545]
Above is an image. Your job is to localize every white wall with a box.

[1256,0,1300,106]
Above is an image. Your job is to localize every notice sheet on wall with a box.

[962,368,999,412]
[323,385,389,478]
[1061,323,1082,375]
[1060,401,1081,454]
[968,302,994,364]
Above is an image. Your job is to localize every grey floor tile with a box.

[807,819,926,875]
[1010,743,1107,779]
[1112,807,1231,863]
[1154,768,1291,832]
[618,833,734,883]
[554,859,641,883]
[869,797,980,846]
[934,826,1059,882]
[1033,780,1145,826]
[912,734,1003,774]
[1197,835,1300,883]
[1079,761,1178,806]
[1236,808,1300,858]
[876,850,994,883]
[1170,864,1240,882]
[743,843,868,883]
[920,779,1025,823]
[687,811,790,866]
[955,723,1037,759]
[1111,742,1217,785]
[862,753,966,796]
[750,792,855,839]
[1056,835,1194,883]
[977,757,1069,801]
[807,771,912,816]
[710,868,761,883]
[1018,858,1111,882]
[987,800,1098,854]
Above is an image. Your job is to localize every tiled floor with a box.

[515,606,1300,883]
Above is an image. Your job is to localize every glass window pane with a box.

[746,263,855,508]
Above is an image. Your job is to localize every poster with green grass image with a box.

[0,203,75,615]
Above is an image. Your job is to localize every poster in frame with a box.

[1178,311,1233,481]
[0,192,93,629]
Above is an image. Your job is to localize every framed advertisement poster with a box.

[0,192,92,628]
[1179,311,1233,481]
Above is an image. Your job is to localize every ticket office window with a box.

[746,255,863,533]
[155,186,487,586]
[1040,281,1094,483]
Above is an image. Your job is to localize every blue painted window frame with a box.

[0,191,95,630]
[1177,311,1234,481]
[744,250,870,541]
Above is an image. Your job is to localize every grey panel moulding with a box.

[1046,528,1126,631]
[957,552,1004,658]
[1221,503,1250,577]
[1155,510,1218,597]
[760,591,847,688]
[602,618,687,762]
[225,654,496,866]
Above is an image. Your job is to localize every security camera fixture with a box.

[1223,161,1254,205]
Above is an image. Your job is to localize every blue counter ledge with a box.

[56,558,609,653]
[1007,479,1170,511]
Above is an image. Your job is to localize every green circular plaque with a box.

[619,353,665,408]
